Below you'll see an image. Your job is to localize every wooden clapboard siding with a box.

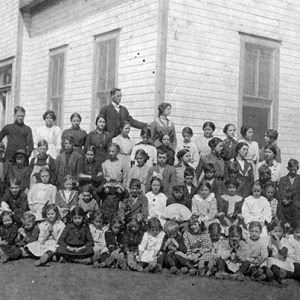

[166,0,300,165]
[19,0,159,141]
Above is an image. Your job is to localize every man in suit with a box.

[99,88,148,138]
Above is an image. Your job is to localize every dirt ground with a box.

[1,259,300,300]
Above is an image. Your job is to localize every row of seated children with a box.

[1,202,300,286]
[1,159,300,249]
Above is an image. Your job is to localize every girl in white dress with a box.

[28,167,57,221]
[137,217,165,271]
[26,204,65,266]
[35,110,61,159]
[145,176,167,226]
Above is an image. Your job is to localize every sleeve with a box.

[170,123,177,150]
[85,133,91,152]
[138,232,148,254]
[126,107,147,130]
[105,231,117,252]
[177,235,187,253]
[154,232,165,255]
[55,127,62,155]
[26,226,40,244]
[190,143,200,169]
[51,186,57,204]
[195,159,204,180]
[241,198,251,225]
[141,195,149,220]
[168,167,177,196]
[85,226,95,248]
[49,157,57,185]
[183,232,192,254]
[99,106,108,122]
[60,130,66,150]
[277,147,282,163]
[0,125,8,142]
[57,225,69,247]
[26,127,34,157]
[207,197,217,221]
[261,199,272,224]
[150,120,156,144]
[7,225,19,245]
[191,197,199,215]
[27,186,35,210]
[145,167,154,193]
[38,223,50,244]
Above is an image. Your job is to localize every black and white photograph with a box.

[0,0,300,299]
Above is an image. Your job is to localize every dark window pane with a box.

[258,49,272,98]
[244,47,257,96]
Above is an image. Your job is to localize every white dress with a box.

[89,224,108,254]
[35,125,62,158]
[27,183,57,220]
[138,231,165,263]
[26,220,65,257]
[113,135,134,171]
[145,191,167,225]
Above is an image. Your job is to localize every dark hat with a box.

[12,149,28,161]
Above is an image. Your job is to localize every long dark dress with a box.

[56,223,94,259]
[85,130,112,164]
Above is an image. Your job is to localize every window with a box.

[239,34,280,147]
[48,46,67,126]
[0,60,13,129]
[92,30,119,126]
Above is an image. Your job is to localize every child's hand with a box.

[218,212,225,219]
[96,172,103,177]
[18,228,26,236]
[104,187,110,193]
[136,213,143,222]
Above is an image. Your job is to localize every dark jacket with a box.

[100,103,147,138]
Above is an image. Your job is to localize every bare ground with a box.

[1,259,300,300]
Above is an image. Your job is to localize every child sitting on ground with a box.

[246,221,268,282]
[56,207,94,264]
[158,221,193,274]
[1,178,29,225]
[183,216,214,276]
[137,217,165,272]
[89,212,108,268]
[0,211,19,263]
[99,216,125,269]
[215,225,250,281]
[26,204,65,266]
[122,217,145,271]
[119,179,148,224]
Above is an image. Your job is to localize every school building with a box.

[1,0,300,166]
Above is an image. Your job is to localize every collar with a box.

[112,102,120,109]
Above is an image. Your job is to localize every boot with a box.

[35,251,53,266]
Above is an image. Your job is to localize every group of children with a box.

[0,106,300,286]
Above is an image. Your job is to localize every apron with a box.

[30,156,50,187]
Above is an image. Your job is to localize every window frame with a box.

[238,33,280,136]
[91,29,120,129]
[47,45,67,126]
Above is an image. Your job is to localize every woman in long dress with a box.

[34,110,61,159]
[150,103,176,150]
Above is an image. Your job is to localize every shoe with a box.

[205,270,213,277]
[136,264,144,272]
[265,268,274,282]
[148,261,157,272]
[189,268,197,276]
[198,268,206,276]
[215,272,225,279]
[234,272,244,281]
[0,248,8,263]
[251,269,264,281]
[35,254,49,266]
[93,261,99,268]
[170,267,180,275]
[181,267,189,274]
[277,269,287,284]
[59,257,66,263]
[155,264,163,273]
